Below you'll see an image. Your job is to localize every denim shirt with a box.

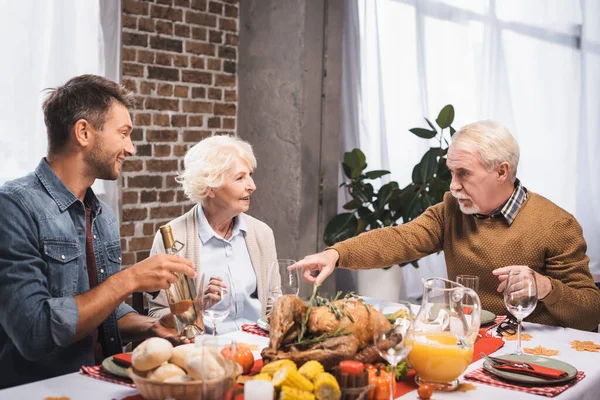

[0,159,135,388]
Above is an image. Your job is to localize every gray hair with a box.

[177,135,257,204]
[451,120,520,182]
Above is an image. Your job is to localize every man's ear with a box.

[497,162,510,182]
[73,119,92,147]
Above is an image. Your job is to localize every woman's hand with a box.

[202,276,227,308]
[288,249,340,285]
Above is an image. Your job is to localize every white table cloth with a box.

[1,300,599,400]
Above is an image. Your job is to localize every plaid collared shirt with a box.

[474,178,528,225]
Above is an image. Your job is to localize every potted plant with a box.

[324,105,457,268]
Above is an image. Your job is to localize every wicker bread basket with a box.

[127,362,236,400]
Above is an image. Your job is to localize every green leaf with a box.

[356,218,368,235]
[425,118,438,133]
[381,210,393,226]
[376,183,394,211]
[363,183,374,199]
[388,188,404,213]
[342,199,362,210]
[409,128,437,139]
[349,183,370,203]
[344,149,367,178]
[436,105,455,129]
[342,163,353,180]
[357,206,372,219]
[450,126,456,137]
[323,213,358,246]
[365,170,391,180]
[436,157,452,181]
[412,148,440,184]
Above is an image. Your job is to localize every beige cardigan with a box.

[146,205,279,318]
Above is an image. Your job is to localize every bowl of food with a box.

[127,337,238,400]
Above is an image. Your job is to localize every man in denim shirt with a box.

[0,75,196,388]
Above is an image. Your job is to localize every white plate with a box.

[483,354,577,385]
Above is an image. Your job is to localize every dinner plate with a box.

[257,316,270,332]
[482,354,578,385]
[101,355,130,379]
[480,309,496,325]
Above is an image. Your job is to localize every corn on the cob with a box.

[313,372,341,400]
[261,359,297,376]
[252,373,272,381]
[279,385,316,400]
[272,367,314,392]
[298,360,325,381]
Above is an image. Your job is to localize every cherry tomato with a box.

[417,384,433,399]
[339,360,365,375]
[220,345,255,375]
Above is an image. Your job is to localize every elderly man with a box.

[292,120,600,331]
[0,75,196,388]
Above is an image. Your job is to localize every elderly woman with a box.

[146,135,279,334]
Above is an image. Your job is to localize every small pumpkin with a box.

[220,344,255,375]
[367,364,392,400]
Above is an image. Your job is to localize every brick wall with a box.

[120,0,239,266]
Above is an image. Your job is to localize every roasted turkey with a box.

[261,295,400,370]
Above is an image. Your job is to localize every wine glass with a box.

[503,269,538,355]
[373,301,413,400]
[266,259,300,314]
[456,274,480,317]
[199,271,233,336]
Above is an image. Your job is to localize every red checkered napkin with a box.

[80,365,136,388]
[464,368,585,397]
[241,323,269,337]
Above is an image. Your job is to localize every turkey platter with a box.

[260,294,402,370]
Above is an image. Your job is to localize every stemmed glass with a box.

[266,259,300,315]
[503,269,538,355]
[278,259,300,296]
[373,301,413,400]
[199,271,233,336]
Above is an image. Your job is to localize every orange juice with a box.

[406,332,473,383]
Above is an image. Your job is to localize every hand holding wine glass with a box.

[373,301,413,400]
[200,271,233,336]
[503,269,538,355]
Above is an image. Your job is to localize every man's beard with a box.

[451,191,481,215]
[87,138,120,181]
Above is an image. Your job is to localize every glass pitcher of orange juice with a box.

[406,277,481,391]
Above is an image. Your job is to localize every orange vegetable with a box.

[220,345,255,375]
[367,364,392,400]
[417,384,433,399]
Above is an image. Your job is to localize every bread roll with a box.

[147,363,187,382]
[185,348,227,380]
[170,343,196,370]
[164,375,193,383]
[132,337,173,371]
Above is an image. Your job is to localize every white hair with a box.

[451,120,520,182]
[177,135,257,204]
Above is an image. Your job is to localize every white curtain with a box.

[342,0,600,302]
[0,0,121,215]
